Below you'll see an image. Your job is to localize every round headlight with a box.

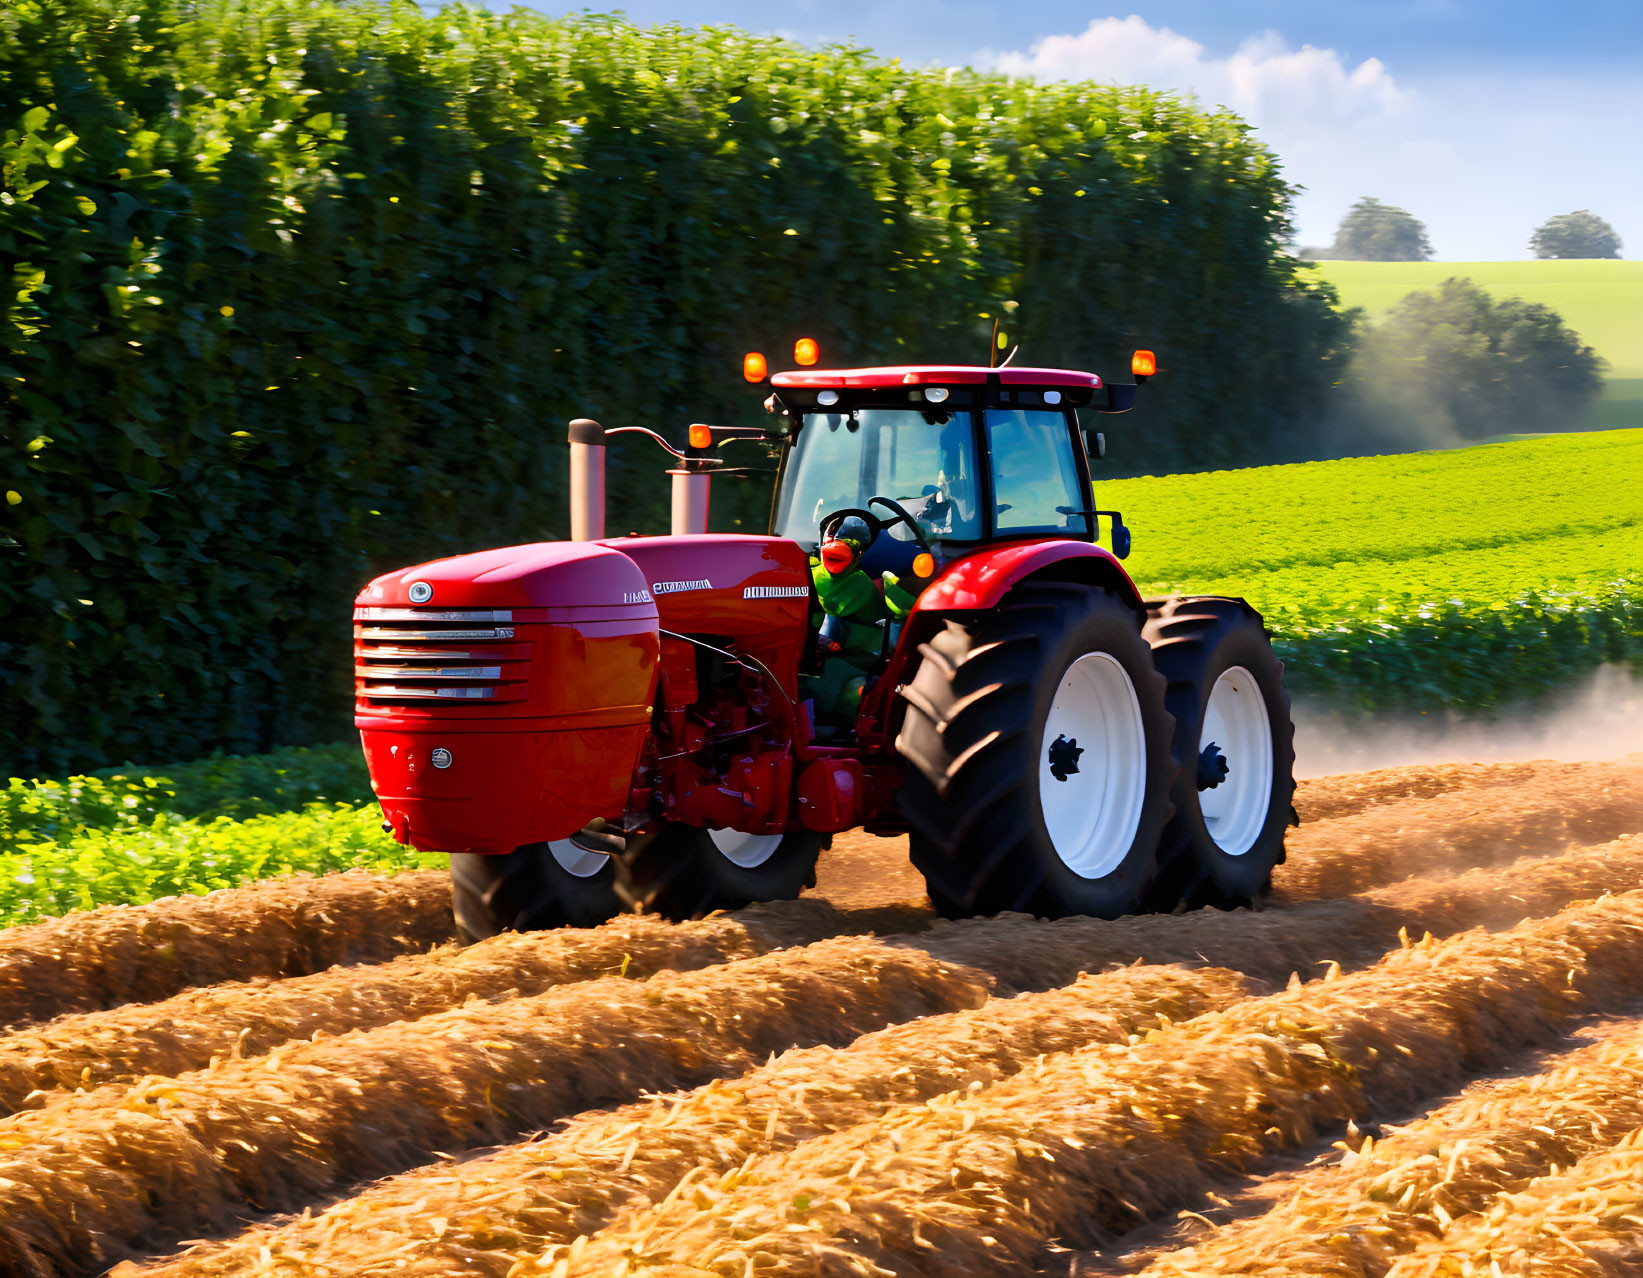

[817,389,840,407]
[925,386,950,404]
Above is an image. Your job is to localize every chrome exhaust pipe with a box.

[568,418,605,542]
[669,468,711,536]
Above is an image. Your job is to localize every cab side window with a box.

[984,409,1085,535]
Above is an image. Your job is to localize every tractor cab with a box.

[765,365,1123,566]
[758,364,1132,729]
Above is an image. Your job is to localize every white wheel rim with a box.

[708,828,784,869]
[1199,666,1274,856]
[548,837,609,878]
[1038,651,1148,879]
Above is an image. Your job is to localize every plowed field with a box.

[0,756,1638,1278]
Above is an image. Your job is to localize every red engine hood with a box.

[356,541,654,612]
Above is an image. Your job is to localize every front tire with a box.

[450,824,626,941]
[614,825,824,921]
[1143,596,1296,910]
[896,583,1177,919]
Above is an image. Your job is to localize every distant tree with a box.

[1346,277,1604,441]
[1530,210,1622,259]
[1328,197,1432,261]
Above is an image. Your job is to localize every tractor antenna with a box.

[988,318,999,369]
[998,344,1020,368]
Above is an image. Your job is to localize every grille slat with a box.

[358,645,502,661]
[360,626,515,641]
[355,665,505,680]
[354,606,525,707]
[356,607,514,623]
[361,685,499,701]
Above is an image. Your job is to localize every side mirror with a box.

[1086,430,1106,461]
[1094,509,1132,559]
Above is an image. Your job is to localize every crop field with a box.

[1105,428,1643,709]
[0,751,1637,1276]
[1313,258,1643,429]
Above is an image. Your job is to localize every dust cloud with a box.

[1293,663,1643,778]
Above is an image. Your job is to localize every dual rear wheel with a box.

[895,585,1292,919]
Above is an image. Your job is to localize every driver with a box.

[805,515,918,720]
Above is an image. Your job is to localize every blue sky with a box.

[539,2,1643,259]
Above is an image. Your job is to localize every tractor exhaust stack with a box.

[669,468,711,536]
[567,418,606,542]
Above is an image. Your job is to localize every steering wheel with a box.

[868,497,934,554]
[818,500,933,557]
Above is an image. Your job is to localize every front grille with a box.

[354,607,527,704]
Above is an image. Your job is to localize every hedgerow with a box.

[0,801,433,927]
[0,742,370,854]
[1,0,1347,774]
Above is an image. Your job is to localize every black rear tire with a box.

[614,826,824,922]
[452,822,825,937]
[450,823,627,941]
[895,583,1177,919]
[1142,596,1296,911]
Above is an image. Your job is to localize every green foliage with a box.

[1106,430,1643,711]
[0,0,1349,775]
[1341,278,1605,443]
[0,802,439,927]
[0,741,369,853]
[1328,196,1433,261]
[1532,210,1622,260]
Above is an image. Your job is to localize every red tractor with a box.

[354,350,1294,939]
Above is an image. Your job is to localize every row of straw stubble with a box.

[10,826,1642,1136]
[526,888,1643,1278]
[124,878,1643,1278]
[115,835,1643,1278]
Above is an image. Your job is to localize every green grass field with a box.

[1106,427,1643,713]
[1312,259,1643,429]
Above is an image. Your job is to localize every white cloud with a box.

[983,18,1643,260]
[991,16,1408,131]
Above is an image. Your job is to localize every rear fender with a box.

[913,539,1146,617]
[854,540,1145,754]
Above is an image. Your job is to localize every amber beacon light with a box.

[1131,349,1157,378]
[688,423,713,450]
[793,337,820,366]
[742,351,769,382]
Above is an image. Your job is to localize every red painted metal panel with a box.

[354,540,661,855]
[770,365,1102,389]
[913,539,1141,613]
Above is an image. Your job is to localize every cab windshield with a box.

[772,409,983,547]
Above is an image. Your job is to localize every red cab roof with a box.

[769,364,1102,389]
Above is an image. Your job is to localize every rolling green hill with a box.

[1311,260,1643,429]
